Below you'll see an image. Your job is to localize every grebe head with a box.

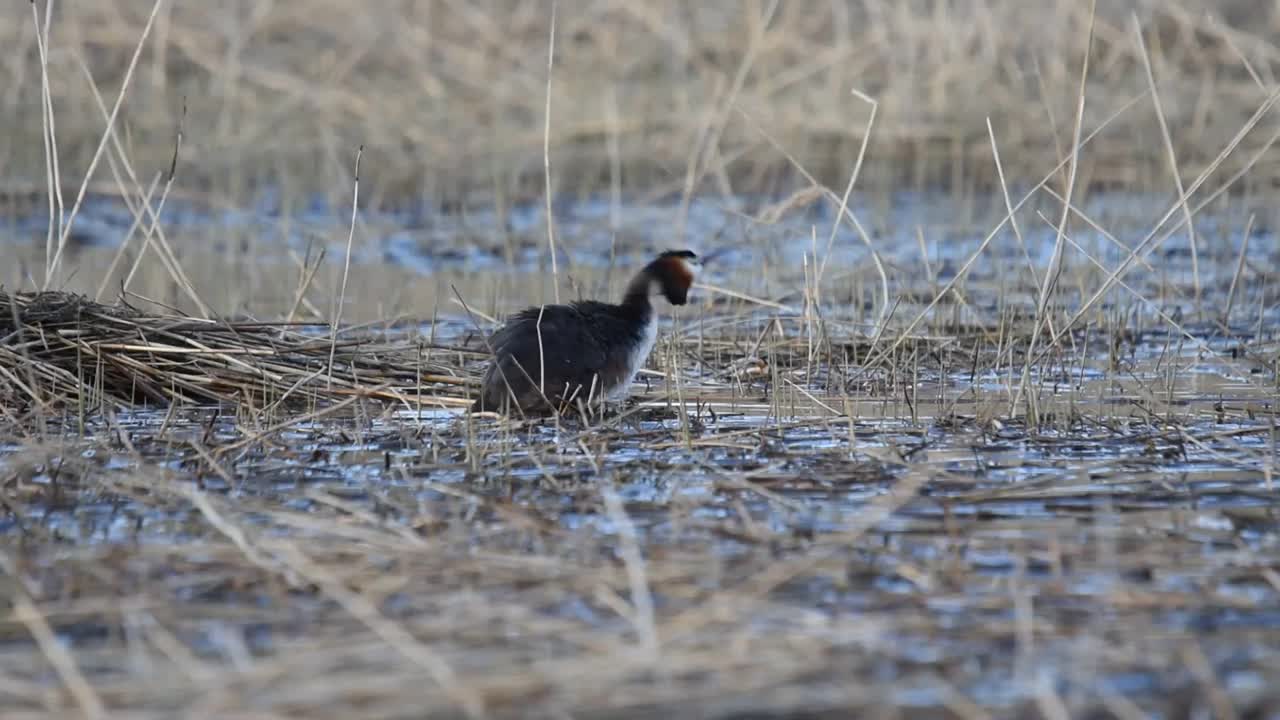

[647,250,700,306]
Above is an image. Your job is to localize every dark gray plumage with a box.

[472,250,699,415]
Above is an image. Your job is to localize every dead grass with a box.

[0,289,474,413]
[1,0,1279,209]
[2,1,1280,717]
[1,304,1278,717]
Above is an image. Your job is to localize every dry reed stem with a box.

[7,589,106,719]
[44,0,165,291]
[31,0,60,277]
[733,105,891,320]
[543,1,559,304]
[599,480,660,659]
[1014,0,1097,423]
[862,91,1151,375]
[815,87,879,312]
[328,146,363,389]
[268,542,486,719]
[1132,14,1202,318]
[1043,86,1280,357]
[93,172,161,303]
[74,60,209,318]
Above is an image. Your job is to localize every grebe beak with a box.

[695,247,730,266]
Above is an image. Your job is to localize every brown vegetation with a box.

[1,0,1279,208]
[2,1,1280,717]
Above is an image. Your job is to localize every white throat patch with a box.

[609,313,659,400]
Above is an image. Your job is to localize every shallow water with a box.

[6,187,1280,325]
[2,190,1278,716]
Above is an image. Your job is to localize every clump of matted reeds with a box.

[0,289,476,411]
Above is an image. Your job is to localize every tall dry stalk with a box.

[328,145,363,388]
[1012,0,1097,422]
[43,0,166,290]
[543,1,560,304]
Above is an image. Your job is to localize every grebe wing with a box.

[494,304,609,373]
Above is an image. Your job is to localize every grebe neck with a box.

[621,270,655,314]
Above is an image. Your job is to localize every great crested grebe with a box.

[471,250,700,414]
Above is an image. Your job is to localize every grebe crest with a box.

[472,249,700,415]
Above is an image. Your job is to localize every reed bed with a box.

[0,289,476,413]
[1,306,1278,717]
[2,0,1280,717]
[1,0,1279,208]
[1,226,1278,717]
